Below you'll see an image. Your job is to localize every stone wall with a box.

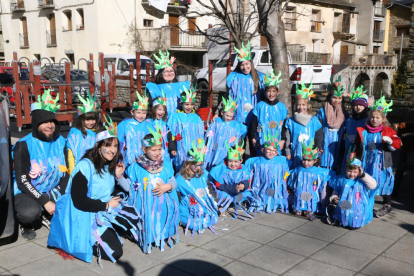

[388,6,411,54]
[306,52,332,64]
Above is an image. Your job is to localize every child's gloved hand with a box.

[382,136,393,145]
[171,151,177,156]
[236,183,245,192]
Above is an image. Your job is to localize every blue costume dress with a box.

[285,115,323,168]
[209,163,258,219]
[204,117,247,171]
[317,107,349,169]
[126,161,179,253]
[227,72,265,126]
[245,156,291,213]
[12,133,66,201]
[66,128,96,163]
[47,159,139,263]
[340,117,367,174]
[146,81,191,118]
[176,172,219,235]
[358,130,394,196]
[167,112,204,170]
[252,101,288,155]
[288,166,335,214]
[329,176,376,228]
[117,118,153,168]
[151,119,171,163]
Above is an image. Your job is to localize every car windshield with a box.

[127,59,154,70]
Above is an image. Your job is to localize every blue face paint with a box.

[103,148,108,154]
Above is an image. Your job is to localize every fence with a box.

[170,31,206,47]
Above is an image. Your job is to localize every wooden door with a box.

[188,17,196,34]
[49,14,56,45]
[340,45,348,64]
[169,15,179,46]
[22,17,28,46]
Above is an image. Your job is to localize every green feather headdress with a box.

[142,121,164,147]
[153,50,176,70]
[370,96,393,114]
[31,89,60,113]
[302,139,319,160]
[265,69,282,88]
[188,138,208,162]
[329,76,345,97]
[225,139,245,160]
[234,41,252,61]
[132,91,149,110]
[222,95,238,113]
[296,81,314,100]
[77,90,97,115]
[181,85,197,103]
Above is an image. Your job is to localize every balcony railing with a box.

[46,30,57,46]
[170,31,206,48]
[62,25,72,32]
[19,33,29,48]
[10,0,25,11]
[38,0,54,7]
[374,5,386,17]
[373,29,385,41]
[285,18,297,31]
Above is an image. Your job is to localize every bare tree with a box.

[257,0,291,113]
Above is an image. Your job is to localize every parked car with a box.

[195,49,333,94]
[42,69,92,104]
[94,54,156,88]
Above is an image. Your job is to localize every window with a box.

[260,51,270,64]
[188,18,196,34]
[396,26,410,36]
[126,59,154,70]
[373,46,380,54]
[76,9,85,30]
[117,59,129,71]
[34,54,41,61]
[285,7,296,31]
[143,19,153,27]
[63,10,72,31]
[333,13,342,32]
[260,35,268,47]
[66,53,75,65]
[50,57,55,63]
[104,58,116,68]
[47,13,57,46]
[311,10,321,32]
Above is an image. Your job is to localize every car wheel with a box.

[198,80,209,93]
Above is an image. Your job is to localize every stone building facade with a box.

[385,1,412,58]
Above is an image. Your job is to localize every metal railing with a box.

[10,0,25,10]
[76,24,85,30]
[374,5,386,17]
[19,33,29,48]
[46,30,57,46]
[285,18,296,31]
[38,0,53,6]
[170,31,206,47]
[373,30,385,41]
[62,25,72,31]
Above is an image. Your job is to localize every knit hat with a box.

[350,85,368,108]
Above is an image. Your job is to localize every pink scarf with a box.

[366,124,384,133]
[325,102,345,129]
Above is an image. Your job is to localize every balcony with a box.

[170,31,206,48]
[10,0,25,12]
[141,0,189,14]
[62,25,72,32]
[76,24,85,31]
[285,18,297,31]
[373,30,385,41]
[19,33,29,49]
[46,30,57,47]
[374,5,386,17]
[38,0,54,8]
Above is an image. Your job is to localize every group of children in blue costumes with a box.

[38,42,403,266]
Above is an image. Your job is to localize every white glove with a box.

[382,136,393,145]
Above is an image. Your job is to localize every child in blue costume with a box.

[117,92,153,168]
[249,69,288,156]
[126,126,180,253]
[245,130,292,213]
[288,140,335,219]
[204,95,247,171]
[67,91,99,174]
[167,85,204,171]
[12,90,68,239]
[317,76,349,170]
[176,139,219,236]
[285,82,323,168]
[150,93,173,163]
[48,119,140,265]
[328,149,377,229]
[340,86,370,174]
[354,97,401,218]
[146,50,190,118]
[209,140,258,219]
[224,41,265,126]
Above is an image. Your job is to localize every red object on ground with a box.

[55,248,75,260]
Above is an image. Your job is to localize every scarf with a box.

[136,154,163,173]
[294,112,312,127]
[366,124,384,133]
[325,102,345,129]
